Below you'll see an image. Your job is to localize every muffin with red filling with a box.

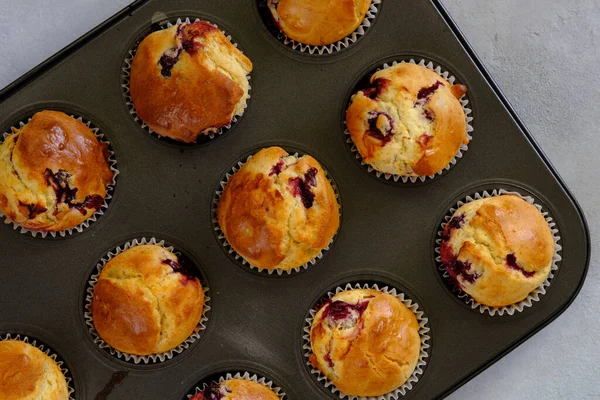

[440,195,554,307]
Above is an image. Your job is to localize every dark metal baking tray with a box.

[0,0,590,398]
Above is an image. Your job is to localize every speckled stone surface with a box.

[0,0,598,398]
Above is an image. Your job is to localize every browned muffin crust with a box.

[217,147,340,271]
[191,379,280,400]
[130,21,252,143]
[0,110,113,232]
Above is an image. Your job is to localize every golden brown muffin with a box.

[130,21,253,143]
[0,110,113,232]
[310,289,421,397]
[440,195,555,307]
[191,379,279,400]
[217,147,340,271]
[91,244,205,355]
[346,63,468,177]
[0,340,69,400]
[268,0,371,46]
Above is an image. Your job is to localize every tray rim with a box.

[0,0,591,398]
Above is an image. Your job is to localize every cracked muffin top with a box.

[217,146,340,271]
[346,63,468,177]
[0,340,69,400]
[130,21,253,143]
[309,289,421,397]
[0,110,113,232]
[440,195,554,307]
[190,379,279,400]
[91,244,205,355]
[268,0,371,46]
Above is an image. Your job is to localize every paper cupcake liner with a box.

[266,0,381,55]
[212,151,342,276]
[0,333,76,399]
[434,189,562,316]
[121,17,252,144]
[0,115,119,238]
[186,371,287,399]
[344,58,474,184]
[303,282,430,399]
[84,237,211,364]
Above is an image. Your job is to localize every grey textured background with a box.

[0,0,598,398]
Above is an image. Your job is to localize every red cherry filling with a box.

[158,47,182,78]
[44,169,104,215]
[195,382,230,400]
[506,254,535,278]
[161,259,196,282]
[288,167,318,209]
[361,78,391,99]
[18,201,47,219]
[269,159,286,176]
[441,214,465,241]
[365,111,395,144]
[422,108,435,121]
[417,133,433,147]
[441,251,480,286]
[417,80,444,101]
[323,299,370,328]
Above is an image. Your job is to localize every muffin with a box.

[268,0,371,46]
[440,195,554,307]
[217,147,339,271]
[0,339,69,400]
[346,63,468,177]
[0,110,113,232]
[191,379,279,400]
[310,289,421,397]
[129,21,253,143]
[91,244,205,355]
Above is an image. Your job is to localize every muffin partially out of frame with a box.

[268,0,372,46]
[0,339,69,400]
[0,110,113,233]
[191,379,279,400]
[91,244,205,355]
[440,195,554,307]
[310,288,421,397]
[129,21,253,143]
[346,63,468,177]
[217,146,339,271]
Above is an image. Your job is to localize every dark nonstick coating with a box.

[0,0,590,399]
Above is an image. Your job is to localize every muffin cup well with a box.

[0,333,76,399]
[260,0,382,56]
[343,58,474,184]
[302,282,430,400]
[212,151,342,276]
[186,371,287,399]
[83,237,211,364]
[434,189,562,316]
[121,17,252,146]
[0,115,119,238]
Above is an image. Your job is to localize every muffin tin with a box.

[0,0,590,399]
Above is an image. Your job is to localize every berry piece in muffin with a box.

[346,63,468,177]
[310,289,421,397]
[190,379,279,400]
[268,0,371,46]
[0,340,69,400]
[91,244,205,355]
[0,110,113,232]
[217,147,339,271]
[129,21,253,143]
[440,195,554,307]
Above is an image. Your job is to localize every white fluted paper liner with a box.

[187,371,286,399]
[121,17,252,142]
[212,152,342,276]
[303,283,430,400]
[0,333,76,399]
[434,189,562,316]
[267,0,381,55]
[0,115,119,238]
[344,58,474,183]
[84,237,211,364]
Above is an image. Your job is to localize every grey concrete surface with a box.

[0,0,598,398]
